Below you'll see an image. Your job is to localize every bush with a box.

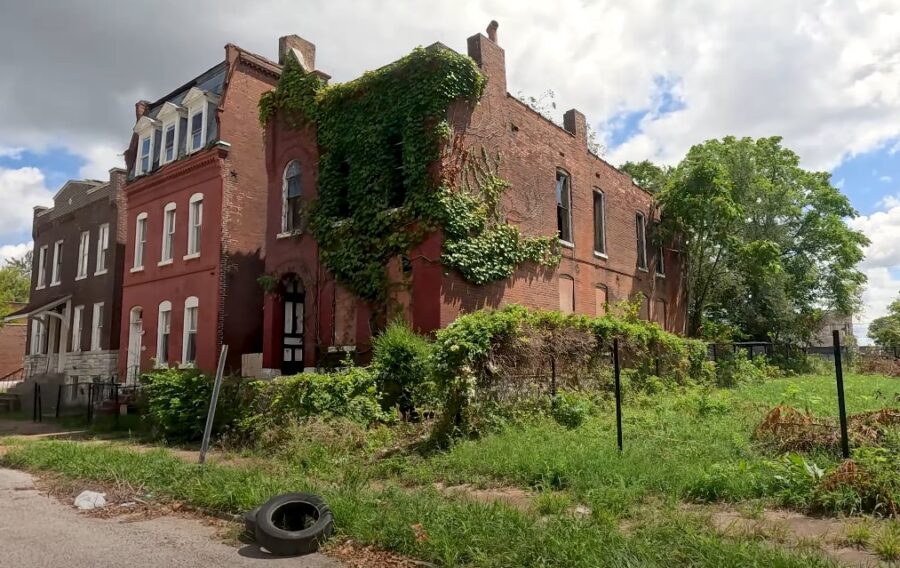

[430,304,710,440]
[372,320,436,417]
[550,392,593,429]
[237,365,396,441]
[141,367,248,442]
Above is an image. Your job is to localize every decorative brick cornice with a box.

[125,146,229,196]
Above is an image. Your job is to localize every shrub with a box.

[550,392,593,429]
[430,304,710,440]
[141,367,248,442]
[372,320,436,418]
[238,365,396,441]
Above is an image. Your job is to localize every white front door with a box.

[126,308,143,382]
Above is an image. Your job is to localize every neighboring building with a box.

[0,302,27,380]
[259,25,686,375]
[4,171,126,380]
[119,40,282,377]
[809,311,855,350]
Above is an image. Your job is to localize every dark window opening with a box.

[593,190,606,255]
[556,171,572,243]
[636,213,648,270]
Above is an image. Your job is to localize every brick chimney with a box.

[467,21,506,96]
[135,100,150,120]
[563,109,587,145]
[279,35,316,71]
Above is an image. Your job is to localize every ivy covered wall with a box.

[260,46,560,308]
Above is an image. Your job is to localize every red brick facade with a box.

[261,28,686,373]
[120,44,280,376]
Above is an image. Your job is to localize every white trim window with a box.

[157,300,172,366]
[36,245,48,289]
[282,160,303,233]
[133,115,160,176]
[91,302,104,351]
[71,305,85,352]
[186,193,202,257]
[76,230,90,279]
[50,240,63,286]
[161,203,176,264]
[182,87,218,154]
[636,212,648,271]
[182,296,199,364]
[157,102,184,166]
[30,319,46,355]
[95,223,109,274]
[133,213,148,270]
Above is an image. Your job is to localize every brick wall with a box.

[437,33,686,333]
[0,323,26,378]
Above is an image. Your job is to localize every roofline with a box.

[147,60,228,109]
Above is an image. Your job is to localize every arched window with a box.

[282,160,303,233]
[187,193,203,256]
[161,202,176,263]
[556,170,573,243]
[157,301,172,366]
[182,296,199,364]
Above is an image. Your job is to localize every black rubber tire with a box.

[254,493,334,556]
[243,506,260,537]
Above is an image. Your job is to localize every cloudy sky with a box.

[1,0,899,340]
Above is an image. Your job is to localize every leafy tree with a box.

[655,136,868,341]
[868,296,900,354]
[620,160,672,193]
[0,250,31,321]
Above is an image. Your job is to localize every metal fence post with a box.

[550,357,557,398]
[199,345,229,464]
[832,330,850,459]
[36,384,42,423]
[32,382,37,422]
[114,384,120,429]
[55,384,62,419]
[613,338,623,452]
[87,384,93,424]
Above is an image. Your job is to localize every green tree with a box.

[0,250,31,320]
[620,160,672,193]
[656,136,868,341]
[868,296,900,354]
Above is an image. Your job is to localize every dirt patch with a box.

[433,481,533,512]
[0,418,88,438]
[701,505,887,567]
[328,539,431,568]
[753,405,900,454]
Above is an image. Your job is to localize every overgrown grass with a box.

[2,372,897,566]
[2,439,836,567]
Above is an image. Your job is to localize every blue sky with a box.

[1,0,898,342]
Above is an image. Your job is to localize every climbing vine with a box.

[260,47,560,305]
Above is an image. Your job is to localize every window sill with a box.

[637,267,649,273]
[157,259,173,267]
[130,267,144,274]
[559,239,575,249]
[49,282,61,287]
[75,274,88,281]
[655,273,666,279]
[183,252,201,261]
[593,251,608,260]
[94,269,108,276]
[276,230,303,240]
[35,285,45,290]
[178,362,197,369]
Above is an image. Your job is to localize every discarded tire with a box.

[254,493,334,556]
[243,506,260,536]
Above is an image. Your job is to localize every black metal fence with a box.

[31,381,142,426]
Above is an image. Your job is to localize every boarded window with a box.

[559,275,575,314]
[655,299,667,329]
[595,286,608,316]
[638,293,649,320]
[333,284,357,346]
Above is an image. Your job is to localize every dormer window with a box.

[157,102,185,167]
[163,124,176,163]
[133,115,160,176]
[139,136,152,173]
[182,87,217,155]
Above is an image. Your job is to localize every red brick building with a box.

[120,40,284,377]
[260,25,685,375]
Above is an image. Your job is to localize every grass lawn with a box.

[2,373,898,567]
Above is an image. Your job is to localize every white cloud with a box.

[0,241,32,264]
[0,167,53,238]
[880,175,893,182]
[0,146,25,159]
[78,144,124,180]
[848,197,900,342]
[1,1,898,176]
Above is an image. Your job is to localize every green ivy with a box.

[260,47,560,305]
